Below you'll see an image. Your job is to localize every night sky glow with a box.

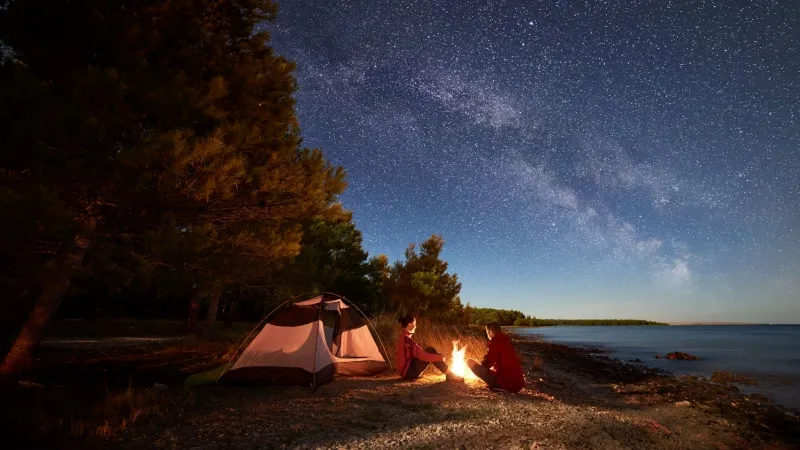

[270,1,799,323]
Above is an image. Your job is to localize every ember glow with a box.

[449,341,475,379]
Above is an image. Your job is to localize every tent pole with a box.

[312,291,325,392]
[215,291,318,382]
[340,295,394,371]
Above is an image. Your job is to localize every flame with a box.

[449,340,475,379]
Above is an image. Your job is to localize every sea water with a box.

[515,325,800,409]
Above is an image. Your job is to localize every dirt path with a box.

[110,341,798,450]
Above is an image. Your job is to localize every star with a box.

[271,0,800,324]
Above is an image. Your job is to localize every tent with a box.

[211,293,389,389]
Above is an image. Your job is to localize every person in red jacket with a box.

[395,313,463,382]
[467,322,526,393]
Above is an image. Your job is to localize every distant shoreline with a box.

[506,324,668,327]
[667,322,796,326]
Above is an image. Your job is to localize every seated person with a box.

[467,322,526,393]
[395,313,463,382]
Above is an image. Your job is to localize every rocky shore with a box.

[102,335,799,450]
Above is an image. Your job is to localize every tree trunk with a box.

[0,231,92,380]
[186,291,200,333]
[202,286,223,338]
[224,300,236,330]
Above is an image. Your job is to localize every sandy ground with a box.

[105,338,799,450]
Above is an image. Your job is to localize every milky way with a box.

[269,0,799,322]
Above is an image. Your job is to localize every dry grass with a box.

[70,386,193,438]
[370,313,489,368]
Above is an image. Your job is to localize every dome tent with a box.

[213,293,389,389]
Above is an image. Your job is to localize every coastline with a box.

[104,335,799,449]
[514,324,800,412]
[511,336,799,445]
[5,332,798,449]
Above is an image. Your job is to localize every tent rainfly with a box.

[218,293,389,389]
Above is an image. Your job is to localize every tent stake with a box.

[312,291,325,392]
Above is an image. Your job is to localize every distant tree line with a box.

[471,307,527,326]
[470,308,667,327]
[0,0,466,379]
[513,318,668,327]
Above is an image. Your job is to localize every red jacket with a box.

[481,332,526,393]
[396,330,443,377]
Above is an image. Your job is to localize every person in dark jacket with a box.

[467,322,526,392]
[395,313,463,382]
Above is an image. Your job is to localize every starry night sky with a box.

[270,0,799,323]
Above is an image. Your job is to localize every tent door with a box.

[321,309,341,356]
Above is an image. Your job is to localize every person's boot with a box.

[446,371,464,383]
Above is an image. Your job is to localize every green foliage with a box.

[0,3,346,266]
[516,318,669,326]
[513,317,529,327]
[0,0,349,341]
[472,307,526,326]
[0,0,471,334]
[274,215,389,314]
[385,234,462,320]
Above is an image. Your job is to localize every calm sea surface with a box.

[515,325,800,409]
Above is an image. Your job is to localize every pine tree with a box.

[275,215,388,315]
[0,0,345,376]
[385,234,462,318]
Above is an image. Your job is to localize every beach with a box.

[23,333,793,450]
[515,325,800,410]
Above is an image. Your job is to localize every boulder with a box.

[655,352,699,360]
[666,352,699,360]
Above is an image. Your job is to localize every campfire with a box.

[449,340,476,379]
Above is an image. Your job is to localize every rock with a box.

[675,401,691,407]
[628,358,642,363]
[153,382,168,389]
[655,352,699,360]
[710,371,757,386]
